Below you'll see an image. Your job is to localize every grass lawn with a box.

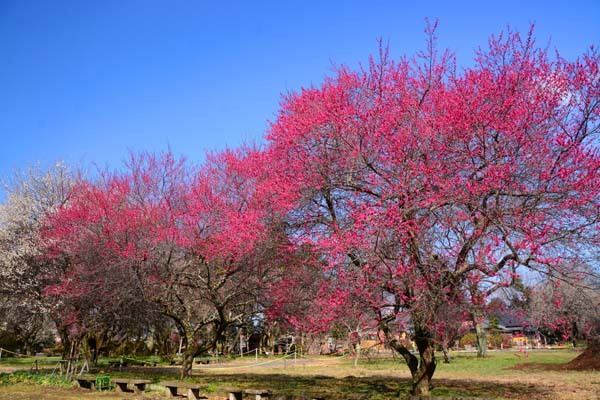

[0,350,598,399]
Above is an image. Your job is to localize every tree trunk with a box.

[441,343,451,363]
[353,342,361,367]
[179,331,207,379]
[180,331,200,379]
[389,334,436,396]
[58,328,72,360]
[389,339,418,372]
[263,329,277,355]
[180,348,195,379]
[411,329,437,396]
[381,319,436,395]
[474,318,488,358]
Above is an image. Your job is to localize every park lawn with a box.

[343,349,578,376]
[191,350,599,399]
[0,355,61,369]
[0,350,598,399]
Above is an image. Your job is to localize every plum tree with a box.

[264,25,599,395]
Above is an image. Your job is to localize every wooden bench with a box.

[111,378,151,394]
[226,387,271,400]
[161,381,207,400]
[74,375,97,390]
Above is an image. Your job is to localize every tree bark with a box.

[411,329,437,396]
[441,343,451,363]
[180,332,201,379]
[179,330,197,379]
[353,342,361,367]
[180,348,195,379]
[389,339,418,374]
[389,332,436,396]
[58,327,72,360]
[474,316,488,358]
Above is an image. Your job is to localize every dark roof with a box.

[482,311,531,333]
[495,312,525,328]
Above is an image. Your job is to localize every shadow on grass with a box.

[103,368,552,399]
[0,363,545,400]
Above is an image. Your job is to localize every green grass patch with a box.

[0,370,71,388]
[435,349,577,376]
[0,355,61,367]
[343,349,578,376]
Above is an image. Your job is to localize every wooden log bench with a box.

[226,387,271,400]
[111,378,151,394]
[74,375,97,390]
[161,381,207,400]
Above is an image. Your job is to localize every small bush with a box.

[459,333,478,348]
[488,333,503,349]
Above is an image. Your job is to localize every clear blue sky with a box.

[1,0,598,198]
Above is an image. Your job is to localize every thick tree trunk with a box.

[389,331,436,396]
[180,332,201,379]
[179,331,209,379]
[180,348,195,379]
[474,317,488,358]
[381,318,436,395]
[178,329,196,379]
[411,329,437,396]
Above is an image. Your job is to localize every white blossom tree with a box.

[0,162,75,353]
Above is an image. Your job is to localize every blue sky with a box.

[1,1,599,198]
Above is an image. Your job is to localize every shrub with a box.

[488,333,503,349]
[459,333,478,348]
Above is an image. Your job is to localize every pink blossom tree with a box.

[264,25,600,395]
[41,150,282,377]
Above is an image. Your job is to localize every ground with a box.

[0,350,598,399]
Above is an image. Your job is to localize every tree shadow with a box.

[98,366,553,399]
[184,372,552,399]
